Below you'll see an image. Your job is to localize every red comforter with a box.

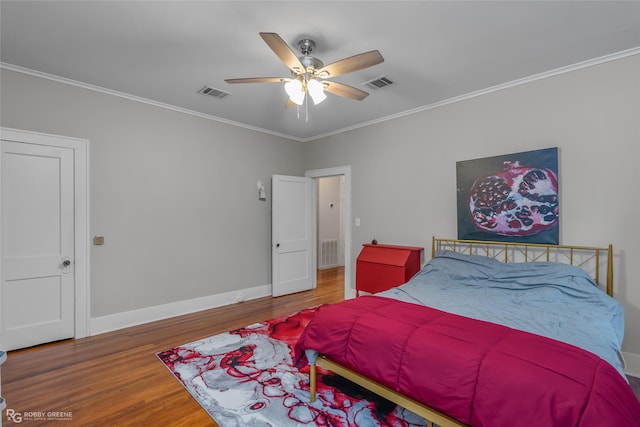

[294,296,640,427]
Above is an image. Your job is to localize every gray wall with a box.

[0,69,304,317]
[302,55,640,359]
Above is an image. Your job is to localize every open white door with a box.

[272,175,315,297]
[1,141,75,350]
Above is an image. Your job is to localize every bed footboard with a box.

[309,356,467,427]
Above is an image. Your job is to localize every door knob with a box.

[62,257,72,273]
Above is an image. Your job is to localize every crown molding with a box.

[303,46,640,142]
[3,46,639,143]
[0,62,304,142]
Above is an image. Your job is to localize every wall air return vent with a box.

[363,76,394,90]
[197,85,231,99]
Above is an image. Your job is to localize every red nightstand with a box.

[356,244,423,296]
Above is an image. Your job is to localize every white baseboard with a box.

[345,286,357,299]
[623,351,640,377]
[90,284,272,336]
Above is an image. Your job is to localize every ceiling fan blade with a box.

[225,77,289,84]
[317,50,384,79]
[323,81,369,101]
[259,32,305,74]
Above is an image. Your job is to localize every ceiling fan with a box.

[225,32,384,106]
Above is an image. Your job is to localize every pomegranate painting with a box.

[457,148,559,243]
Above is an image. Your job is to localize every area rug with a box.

[156,307,427,427]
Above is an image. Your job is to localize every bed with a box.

[293,238,640,427]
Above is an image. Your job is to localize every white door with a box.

[1,141,75,350]
[272,175,315,297]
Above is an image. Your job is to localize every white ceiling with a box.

[2,1,640,141]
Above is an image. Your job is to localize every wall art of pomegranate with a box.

[468,161,558,236]
[456,148,559,244]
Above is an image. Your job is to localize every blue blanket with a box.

[378,250,626,378]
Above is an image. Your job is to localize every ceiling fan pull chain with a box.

[305,93,309,123]
[304,75,310,123]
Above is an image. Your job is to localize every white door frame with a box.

[305,166,353,299]
[0,127,90,339]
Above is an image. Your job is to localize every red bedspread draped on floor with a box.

[294,296,640,427]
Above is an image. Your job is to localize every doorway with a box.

[306,166,352,299]
[316,175,345,294]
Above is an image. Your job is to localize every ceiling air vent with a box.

[363,76,394,90]
[197,85,230,99]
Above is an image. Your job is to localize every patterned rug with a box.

[157,307,427,427]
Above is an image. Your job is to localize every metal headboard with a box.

[432,237,613,296]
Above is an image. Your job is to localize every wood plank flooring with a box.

[2,268,344,427]
[3,266,639,426]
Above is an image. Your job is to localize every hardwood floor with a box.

[3,266,639,426]
[2,267,344,427]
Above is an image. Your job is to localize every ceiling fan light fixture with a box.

[284,79,305,105]
[307,79,327,105]
[310,91,327,105]
[284,79,304,105]
[289,92,305,106]
[284,79,302,97]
